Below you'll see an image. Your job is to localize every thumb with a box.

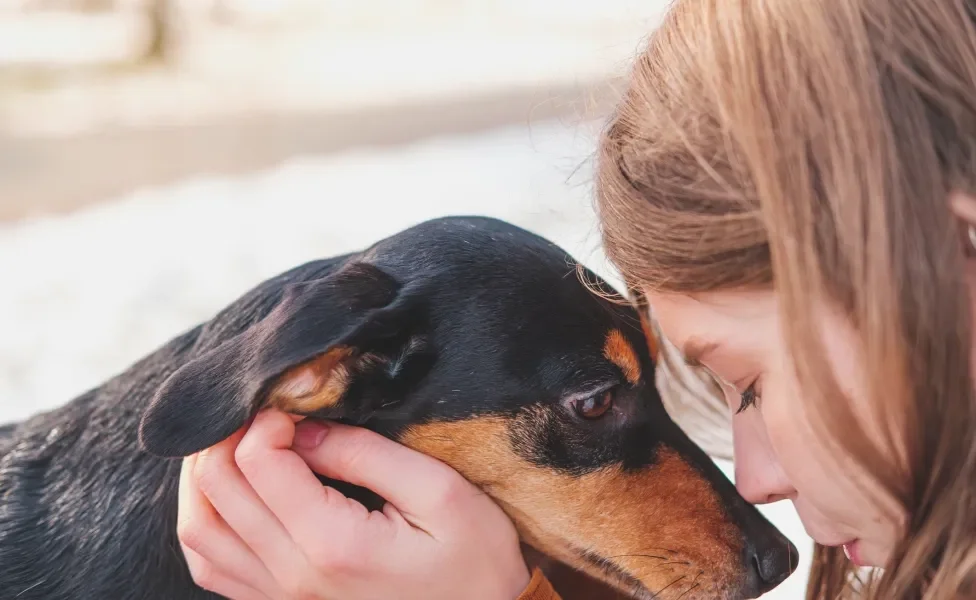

[292,420,477,528]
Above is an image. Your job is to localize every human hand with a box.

[176,408,530,600]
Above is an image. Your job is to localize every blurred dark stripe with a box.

[0,78,621,222]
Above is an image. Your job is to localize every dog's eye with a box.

[573,390,614,419]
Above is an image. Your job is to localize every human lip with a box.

[842,540,866,567]
[812,535,867,567]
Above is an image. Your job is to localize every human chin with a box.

[841,518,899,568]
[792,501,853,546]
[794,503,890,567]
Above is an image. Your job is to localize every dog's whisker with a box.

[675,581,701,600]
[638,547,680,555]
[653,575,687,598]
[657,561,691,567]
[603,552,669,561]
[640,562,694,577]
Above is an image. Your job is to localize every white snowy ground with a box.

[0,119,812,598]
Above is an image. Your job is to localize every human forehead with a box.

[643,289,778,351]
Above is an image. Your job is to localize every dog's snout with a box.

[742,534,798,597]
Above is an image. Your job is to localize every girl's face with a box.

[646,289,904,568]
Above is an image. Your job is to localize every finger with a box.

[191,427,301,580]
[177,454,280,596]
[235,410,392,556]
[182,546,272,600]
[290,419,478,529]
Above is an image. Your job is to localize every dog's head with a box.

[140,217,796,599]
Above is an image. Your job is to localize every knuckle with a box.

[186,558,220,591]
[280,577,317,600]
[319,484,347,509]
[234,438,264,472]
[343,541,372,572]
[192,452,227,495]
[429,469,469,509]
[176,517,209,553]
[306,535,363,575]
[304,539,342,573]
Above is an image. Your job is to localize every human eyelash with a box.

[736,381,760,414]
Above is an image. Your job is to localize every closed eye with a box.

[736,380,761,414]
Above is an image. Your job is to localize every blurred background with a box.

[0,1,811,597]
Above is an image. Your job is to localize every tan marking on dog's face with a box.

[400,417,745,599]
[604,330,641,385]
[268,347,354,412]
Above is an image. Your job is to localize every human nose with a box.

[732,412,795,505]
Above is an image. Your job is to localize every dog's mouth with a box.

[575,546,655,600]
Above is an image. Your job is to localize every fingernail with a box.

[293,421,330,449]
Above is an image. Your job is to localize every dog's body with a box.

[0,253,368,599]
[0,424,15,451]
[0,217,796,600]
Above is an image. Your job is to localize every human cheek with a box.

[753,378,841,513]
[759,376,866,529]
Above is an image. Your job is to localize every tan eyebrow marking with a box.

[603,330,641,384]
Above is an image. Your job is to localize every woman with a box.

[175,1,976,598]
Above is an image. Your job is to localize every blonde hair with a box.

[596,1,976,598]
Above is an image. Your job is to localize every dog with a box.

[0,216,796,600]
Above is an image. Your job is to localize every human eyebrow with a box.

[680,337,719,367]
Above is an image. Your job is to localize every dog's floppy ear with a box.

[139,262,420,458]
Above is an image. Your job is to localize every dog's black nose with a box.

[743,536,798,596]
